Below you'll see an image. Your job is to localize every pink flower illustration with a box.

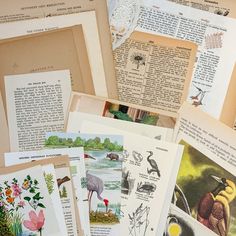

[18,201,25,208]
[23,210,45,236]
[12,183,22,198]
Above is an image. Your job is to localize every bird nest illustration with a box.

[89,211,120,224]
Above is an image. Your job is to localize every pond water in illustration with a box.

[85,151,123,171]
[85,150,122,216]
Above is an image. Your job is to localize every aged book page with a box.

[174,102,236,170]
[114,31,197,116]
[110,0,236,121]
[138,0,236,120]
[168,0,236,18]
[0,11,107,98]
[5,70,71,152]
[0,25,94,112]
[0,92,9,166]
[0,0,118,99]
[79,121,183,236]
[219,63,236,128]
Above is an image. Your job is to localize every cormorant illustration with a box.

[197,175,236,236]
[86,171,109,213]
[146,151,161,177]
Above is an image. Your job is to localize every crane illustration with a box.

[146,151,161,177]
[197,175,236,236]
[86,171,109,213]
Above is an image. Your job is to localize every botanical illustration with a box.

[128,203,150,236]
[43,173,54,195]
[0,175,47,236]
[130,52,146,69]
[175,140,236,236]
[59,186,68,199]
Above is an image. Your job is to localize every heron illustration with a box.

[146,151,161,177]
[197,175,236,236]
[86,171,109,213]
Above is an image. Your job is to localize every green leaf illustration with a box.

[38,203,46,208]
[24,197,31,202]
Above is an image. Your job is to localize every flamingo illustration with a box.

[86,171,109,213]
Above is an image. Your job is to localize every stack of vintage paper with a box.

[0,0,236,236]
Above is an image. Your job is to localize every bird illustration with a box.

[132,151,143,162]
[190,85,209,107]
[86,171,109,213]
[146,151,161,177]
[57,176,70,188]
[84,153,96,160]
[197,175,236,236]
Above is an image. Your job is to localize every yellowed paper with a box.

[220,63,236,128]
[114,31,197,116]
[0,0,118,99]
[168,0,236,18]
[0,92,9,167]
[0,25,94,112]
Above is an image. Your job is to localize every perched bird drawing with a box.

[86,171,109,213]
[57,176,70,188]
[197,175,236,236]
[190,85,209,107]
[146,151,161,177]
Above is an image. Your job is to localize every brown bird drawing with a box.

[197,175,236,236]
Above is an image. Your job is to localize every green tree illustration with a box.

[44,173,54,195]
[61,186,67,198]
